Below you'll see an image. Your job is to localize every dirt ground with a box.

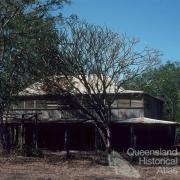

[0,152,179,180]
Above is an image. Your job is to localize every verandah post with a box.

[64,125,70,158]
[34,113,38,149]
[20,114,25,151]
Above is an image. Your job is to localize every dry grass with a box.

[0,151,179,180]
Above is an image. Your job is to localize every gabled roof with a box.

[19,82,47,96]
[18,75,144,96]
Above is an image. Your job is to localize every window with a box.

[25,100,35,108]
[117,99,130,108]
[12,101,25,109]
[131,100,143,107]
[111,100,118,108]
[36,100,47,109]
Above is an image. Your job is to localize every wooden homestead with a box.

[2,79,179,152]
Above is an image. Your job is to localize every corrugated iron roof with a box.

[18,75,143,96]
[116,117,179,125]
[18,82,47,96]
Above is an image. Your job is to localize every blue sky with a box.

[62,0,180,63]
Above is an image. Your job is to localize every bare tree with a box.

[56,20,161,154]
[54,21,160,152]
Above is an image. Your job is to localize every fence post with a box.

[34,113,38,149]
[20,114,25,151]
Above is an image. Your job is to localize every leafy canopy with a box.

[0,0,69,110]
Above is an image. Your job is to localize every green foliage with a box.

[124,61,180,121]
[0,0,69,111]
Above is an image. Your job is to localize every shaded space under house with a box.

[2,78,180,152]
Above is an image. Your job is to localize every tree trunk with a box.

[106,127,111,154]
[0,126,4,153]
[106,105,112,154]
[0,111,5,153]
[105,126,114,166]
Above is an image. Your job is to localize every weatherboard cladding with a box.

[8,75,166,123]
